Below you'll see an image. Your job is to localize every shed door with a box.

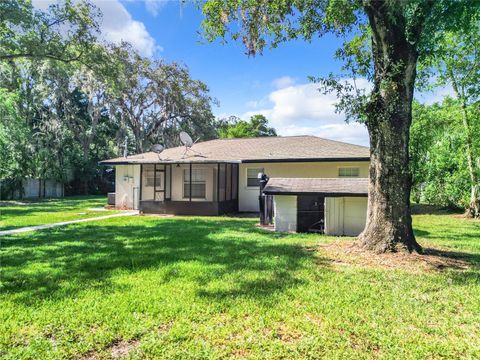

[297,195,325,233]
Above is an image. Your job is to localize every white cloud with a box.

[32,0,159,57]
[144,0,167,16]
[242,80,371,146]
[271,76,296,89]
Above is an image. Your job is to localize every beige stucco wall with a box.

[325,197,367,236]
[273,195,297,232]
[115,165,141,209]
[239,161,369,212]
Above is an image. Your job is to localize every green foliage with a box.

[410,99,479,208]
[0,88,30,192]
[217,114,277,138]
[1,210,480,357]
[0,0,100,63]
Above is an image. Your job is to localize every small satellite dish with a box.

[151,144,164,154]
[179,131,204,159]
[179,131,194,147]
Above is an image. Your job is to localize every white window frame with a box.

[338,167,360,178]
[246,168,264,188]
[183,168,207,199]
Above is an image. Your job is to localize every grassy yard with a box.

[0,196,117,230]
[1,210,479,359]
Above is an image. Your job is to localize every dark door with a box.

[297,195,325,233]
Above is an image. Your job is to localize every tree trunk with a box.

[358,3,423,253]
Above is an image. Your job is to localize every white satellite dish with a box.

[179,131,194,147]
[151,144,164,154]
[179,131,203,158]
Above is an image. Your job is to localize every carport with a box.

[263,178,369,235]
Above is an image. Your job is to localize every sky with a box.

[34,0,451,146]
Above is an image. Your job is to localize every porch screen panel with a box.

[232,164,238,200]
[154,165,165,201]
[165,164,171,200]
[141,165,156,200]
[218,164,226,201]
[226,164,231,200]
[184,168,207,199]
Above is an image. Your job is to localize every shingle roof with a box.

[99,136,369,165]
[263,177,368,196]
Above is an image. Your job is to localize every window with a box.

[247,168,264,187]
[184,168,207,199]
[339,167,360,177]
[144,165,161,187]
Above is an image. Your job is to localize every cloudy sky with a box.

[34,0,449,146]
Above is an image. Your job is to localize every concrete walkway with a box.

[0,211,138,237]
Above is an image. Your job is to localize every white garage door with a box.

[325,197,367,236]
[343,197,368,236]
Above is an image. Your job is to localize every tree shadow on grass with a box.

[0,217,326,305]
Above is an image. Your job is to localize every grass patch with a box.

[0,196,118,230]
[1,212,479,358]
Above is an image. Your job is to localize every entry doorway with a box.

[297,195,325,233]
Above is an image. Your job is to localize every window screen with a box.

[247,168,263,187]
[339,167,360,177]
[144,165,162,187]
[184,168,207,199]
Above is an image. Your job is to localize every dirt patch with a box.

[79,352,100,360]
[274,324,304,343]
[141,213,175,218]
[318,241,470,273]
[110,339,140,359]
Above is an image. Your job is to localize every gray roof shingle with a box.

[99,135,369,165]
[263,177,368,196]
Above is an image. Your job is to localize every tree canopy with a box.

[217,114,277,138]
[0,1,218,198]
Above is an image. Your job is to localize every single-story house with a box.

[99,135,370,235]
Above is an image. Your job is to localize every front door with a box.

[297,195,325,233]
[154,165,165,201]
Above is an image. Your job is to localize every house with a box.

[99,135,370,235]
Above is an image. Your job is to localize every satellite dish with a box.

[151,144,164,154]
[179,131,193,147]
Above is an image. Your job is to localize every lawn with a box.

[1,211,479,359]
[0,196,118,231]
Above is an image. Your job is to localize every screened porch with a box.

[138,162,239,215]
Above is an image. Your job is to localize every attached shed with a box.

[263,178,368,236]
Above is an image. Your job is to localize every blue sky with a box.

[35,0,450,146]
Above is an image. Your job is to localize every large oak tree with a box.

[200,0,479,253]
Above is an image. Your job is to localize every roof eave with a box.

[242,157,370,163]
[263,191,368,197]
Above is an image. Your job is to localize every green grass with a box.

[0,196,118,230]
[1,211,479,359]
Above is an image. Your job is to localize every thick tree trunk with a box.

[359,110,421,253]
[358,2,424,253]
